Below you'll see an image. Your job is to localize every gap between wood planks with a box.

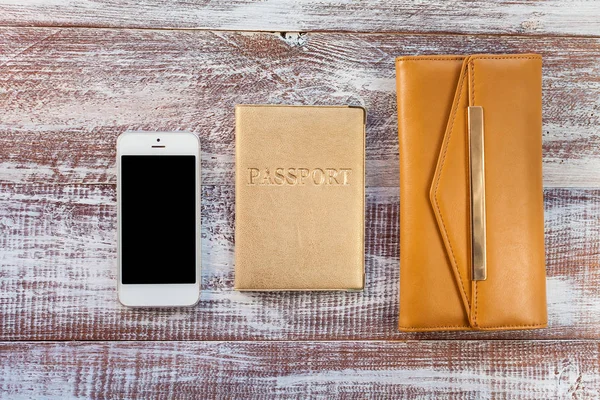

[1,183,599,191]
[0,25,599,39]
[1,339,598,343]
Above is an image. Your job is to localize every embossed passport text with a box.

[234,105,365,290]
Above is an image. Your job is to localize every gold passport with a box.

[234,105,365,291]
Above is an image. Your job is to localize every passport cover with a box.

[396,54,547,331]
[235,105,365,291]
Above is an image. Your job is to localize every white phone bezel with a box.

[117,131,201,307]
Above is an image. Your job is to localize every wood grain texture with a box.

[1,184,598,341]
[0,340,598,399]
[1,29,600,187]
[0,1,599,36]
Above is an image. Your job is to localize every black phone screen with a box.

[120,155,197,284]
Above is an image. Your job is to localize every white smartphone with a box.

[117,131,201,307]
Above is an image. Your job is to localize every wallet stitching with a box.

[396,55,540,63]
[477,322,548,329]
[474,277,479,328]
[398,322,547,330]
[396,57,465,62]
[432,63,471,310]
[471,61,476,106]
[399,325,469,329]
[468,55,541,60]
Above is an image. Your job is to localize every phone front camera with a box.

[157,138,161,142]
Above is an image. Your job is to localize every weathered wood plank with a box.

[0,340,598,399]
[0,29,599,187]
[0,1,599,36]
[1,184,598,340]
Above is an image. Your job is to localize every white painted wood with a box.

[0,29,598,187]
[0,184,598,340]
[0,8,598,395]
[0,1,598,36]
[0,341,598,398]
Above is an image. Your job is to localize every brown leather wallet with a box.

[396,54,547,331]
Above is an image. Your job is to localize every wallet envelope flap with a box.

[397,55,472,330]
[429,54,547,329]
[430,57,473,318]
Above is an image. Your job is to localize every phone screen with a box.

[120,155,197,284]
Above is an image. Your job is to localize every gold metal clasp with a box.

[468,106,487,281]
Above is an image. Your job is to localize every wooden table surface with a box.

[1,1,599,399]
